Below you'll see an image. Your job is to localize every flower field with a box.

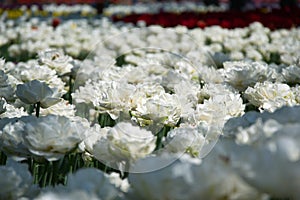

[0,3,300,200]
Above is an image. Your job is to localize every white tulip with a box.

[16,80,61,108]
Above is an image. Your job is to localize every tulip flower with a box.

[16,80,61,117]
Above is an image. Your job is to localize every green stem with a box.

[68,75,73,104]
[98,113,116,127]
[28,104,35,115]
[33,162,39,184]
[0,151,7,165]
[74,153,80,171]
[27,157,33,172]
[37,163,46,187]
[121,161,130,179]
[42,170,48,187]
[35,102,40,117]
[154,126,171,151]
[48,162,53,186]
[103,164,108,173]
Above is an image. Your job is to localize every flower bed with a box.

[0,4,97,19]
[104,1,300,29]
[112,8,300,29]
[103,2,227,17]
[1,5,300,200]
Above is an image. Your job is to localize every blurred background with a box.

[1,0,299,9]
[1,0,299,29]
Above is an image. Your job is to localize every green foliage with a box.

[98,113,116,128]
[22,152,117,187]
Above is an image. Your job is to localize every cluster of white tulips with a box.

[103,1,227,17]
[0,10,300,200]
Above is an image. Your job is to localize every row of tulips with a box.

[103,1,227,17]
[0,4,97,19]
[113,7,300,29]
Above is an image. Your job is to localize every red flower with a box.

[181,19,197,28]
[221,20,231,29]
[197,20,206,28]
[52,18,61,28]
[206,18,220,26]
